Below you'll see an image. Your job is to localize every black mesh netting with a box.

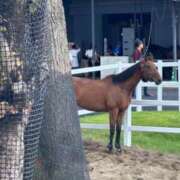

[0,0,49,179]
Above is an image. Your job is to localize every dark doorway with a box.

[103,13,151,51]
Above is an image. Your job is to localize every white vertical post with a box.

[123,105,132,147]
[178,61,180,111]
[136,81,142,111]
[157,60,163,111]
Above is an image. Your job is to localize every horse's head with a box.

[140,54,162,85]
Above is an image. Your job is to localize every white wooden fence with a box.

[72,60,180,147]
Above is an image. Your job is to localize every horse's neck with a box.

[121,70,141,94]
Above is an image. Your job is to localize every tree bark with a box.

[0,111,30,180]
[0,1,30,179]
[38,0,90,180]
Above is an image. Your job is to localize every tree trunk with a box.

[0,1,30,179]
[0,112,30,180]
[38,0,90,179]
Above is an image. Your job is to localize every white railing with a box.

[72,60,180,147]
[135,60,180,111]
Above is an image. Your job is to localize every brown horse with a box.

[73,55,162,152]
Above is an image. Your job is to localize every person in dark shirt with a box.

[132,39,144,62]
[132,39,152,97]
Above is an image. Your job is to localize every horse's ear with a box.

[144,52,154,62]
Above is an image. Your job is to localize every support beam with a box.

[91,0,96,78]
[91,0,95,58]
[172,1,177,61]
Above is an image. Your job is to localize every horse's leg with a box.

[115,111,124,152]
[107,109,118,152]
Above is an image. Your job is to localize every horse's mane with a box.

[111,62,141,84]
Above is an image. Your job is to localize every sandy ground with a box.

[85,141,180,180]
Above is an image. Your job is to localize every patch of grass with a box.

[82,129,180,155]
[81,113,109,124]
[132,111,180,127]
[132,132,180,154]
[82,129,109,145]
[81,111,180,155]
[81,111,180,127]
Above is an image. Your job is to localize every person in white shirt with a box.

[85,45,100,78]
[85,46,98,66]
[69,43,81,68]
[85,48,93,59]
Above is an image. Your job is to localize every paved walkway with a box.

[136,87,179,111]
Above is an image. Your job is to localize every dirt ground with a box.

[84,141,180,180]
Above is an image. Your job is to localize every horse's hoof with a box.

[115,144,122,153]
[116,148,122,153]
[107,144,113,152]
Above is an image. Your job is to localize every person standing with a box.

[132,39,152,97]
[69,43,81,69]
[85,45,97,66]
[85,45,99,78]
[132,39,144,62]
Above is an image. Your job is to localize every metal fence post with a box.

[157,60,163,111]
[123,105,132,147]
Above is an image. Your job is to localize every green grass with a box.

[81,111,180,155]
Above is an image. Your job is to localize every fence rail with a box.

[80,124,180,133]
[72,60,180,147]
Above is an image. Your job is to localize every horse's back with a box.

[72,77,108,96]
[72,77,112,111]
[72,77,109,89]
